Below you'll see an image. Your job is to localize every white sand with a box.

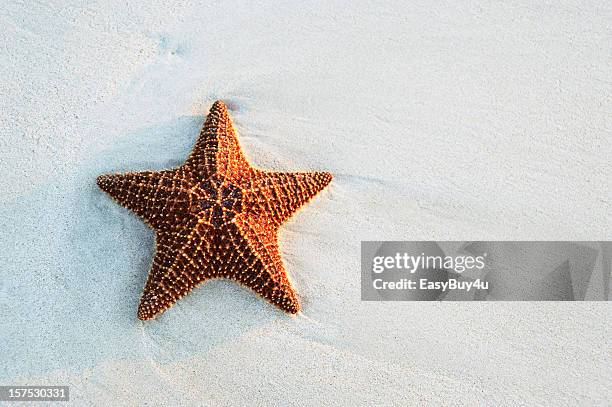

[1,1,610,405]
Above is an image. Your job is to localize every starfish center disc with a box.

[194,177,243,227]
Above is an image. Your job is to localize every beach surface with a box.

[1,1,611,405]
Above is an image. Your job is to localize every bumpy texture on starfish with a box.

[97,101,332,320]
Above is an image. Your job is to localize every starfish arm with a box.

[249,171,332,228]
[96,169,192,231]
[184,100,254,182]
[138,219,300,320]
[137,221,207,320]
[232,216,300,313]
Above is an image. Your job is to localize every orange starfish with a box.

[97,101,332,320]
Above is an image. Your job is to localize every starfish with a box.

[97,101,332,320]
